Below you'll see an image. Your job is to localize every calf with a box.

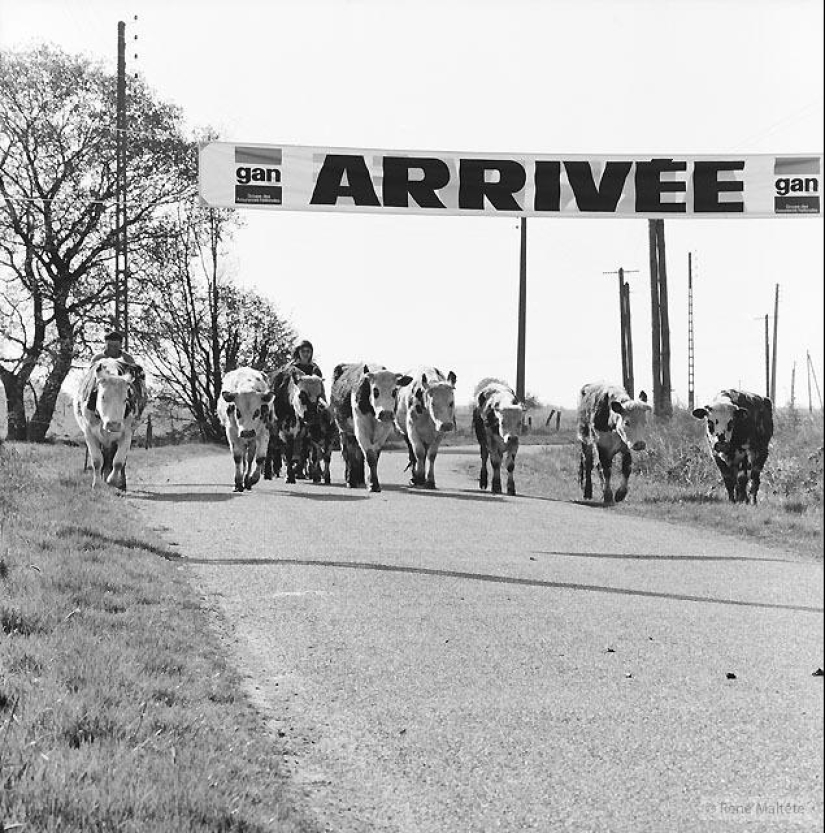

[267,368,327,484]
[73,358,147,489]
[577,383,652,504]
[216,367,273,492]
[331,363,412,492]
[395,367,457,488]
[472,378,524,495]
[692,389,773,504]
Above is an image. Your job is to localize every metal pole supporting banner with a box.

[516,217,527,401]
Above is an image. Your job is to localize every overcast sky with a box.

[2,0,823,408]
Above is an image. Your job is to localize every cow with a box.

[265,368,327,484]
[577,383,652,504]
[395,367,457,488]
[331,363,412,492]
[472,378,524,495]
[216,367,273,492]
[73,358,147,489]
[692,389,773,504]
[306,403,338,485]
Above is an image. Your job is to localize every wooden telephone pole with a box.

[770,284,779,402]
[604,267,638,396]
[687,252,695,412]
[648,219,672,417]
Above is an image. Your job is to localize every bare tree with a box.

[0,45,192,440]
[135,199,294,441]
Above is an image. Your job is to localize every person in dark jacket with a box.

[283,340,323,478]
[287,339,323,378]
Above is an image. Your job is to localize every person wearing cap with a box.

[91,330,138,366]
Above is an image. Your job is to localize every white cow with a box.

[217,367,273,492]
[73,358,147,489]
[395,367,457,488]
[330,363,412,492]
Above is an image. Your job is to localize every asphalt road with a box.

[130,445,824,833]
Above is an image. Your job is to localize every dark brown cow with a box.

[692,389,773,504]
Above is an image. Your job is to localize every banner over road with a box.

[199,142,822,219]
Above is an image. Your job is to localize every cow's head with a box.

[609,390,652,451]
[289,371,326,423]
[222,388,273,438]
[692,398,746,454]
[417,371,457,432]
[358,365,413,422]
[485,389,524,445]
[92,360,135,434]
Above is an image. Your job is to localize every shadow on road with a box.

[284,492,370,502]
[58,525,180,559]
[159,554,823,614]
[534,550,796,564]
[134,491,243,503]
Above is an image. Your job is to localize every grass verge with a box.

[509,409,824,560]
[0,442,316,833]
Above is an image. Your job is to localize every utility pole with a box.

[604,267,638,397]
[764,314,770,398]
[770,284,779,402]
[115,21,129,348]
[648,219,672,417]
[515,217,527,401]
[807,351,813,413]
[808,351,823,410]
[687,252,695,412]
[790,362,796,410]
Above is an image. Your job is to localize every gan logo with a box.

[774,157,820,215]
[235,147,282,206]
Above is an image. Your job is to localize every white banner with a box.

[199,142,822,219]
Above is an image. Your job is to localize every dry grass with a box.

[0,443,317,833]
[513,408,824,560]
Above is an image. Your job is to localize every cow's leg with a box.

[715,457,736,501]
[243,442,258,490]
[349,436,366,488]
[365,447,381,493]
[85,434,105,488]
[735,456,749,504]
[748,448,768,505]
[424,440,442,489]
[293,432,307,479]
[283,433,297,484]
[108,433,133,490]
[503,440,518,496]
[489,442,503,495]
[101,444,115,484]
[580,441,594,500]
[598,446,615,504]
[263,429,276,480]
[410,437,427,487]
[322,442,332,485]
[232,450,244,492]
[474,416,488,490]
[250,431,268,489]
[614,450,632,502]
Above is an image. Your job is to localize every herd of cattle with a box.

[70,357,775,505]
